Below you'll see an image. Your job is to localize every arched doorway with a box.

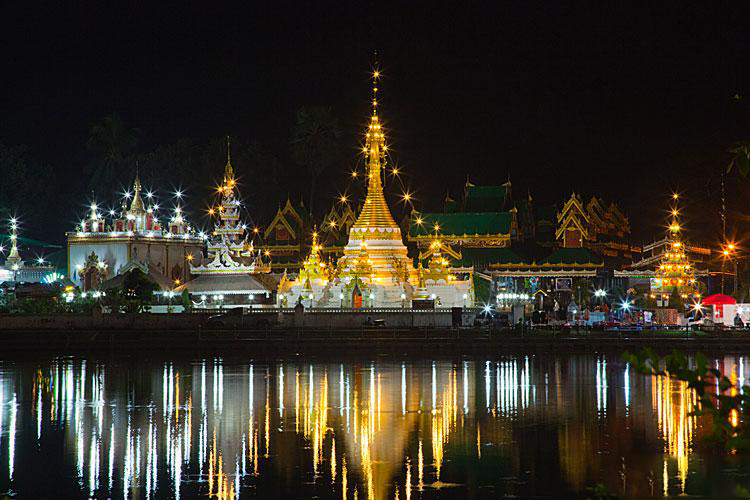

[352,285,362,309]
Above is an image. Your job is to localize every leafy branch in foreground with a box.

[624,348,750,452]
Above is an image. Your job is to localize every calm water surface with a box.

[0,351,748,499]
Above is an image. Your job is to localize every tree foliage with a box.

[0,143,56,224]
[728,143,750,177]
[101,269,160,313]
[290,106,341,217]
[86,114,140,195]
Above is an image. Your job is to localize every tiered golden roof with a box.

[351,67,400,235]
[653,197,696,295]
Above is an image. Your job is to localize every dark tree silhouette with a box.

[290,106,341,217]
[86,114,139,194]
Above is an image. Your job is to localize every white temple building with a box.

[66,175,204,290]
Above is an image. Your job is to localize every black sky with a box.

[2,2,750,245]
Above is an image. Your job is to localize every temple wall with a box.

[69,240,203,286]
[281,279,473,308]
[279,309,478,328]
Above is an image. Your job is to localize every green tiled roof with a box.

[464,185,507,212]
[409,212,511,237]
[540,247,602,266]
[456,247,530,267]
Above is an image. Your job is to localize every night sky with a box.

[2,3,749,245]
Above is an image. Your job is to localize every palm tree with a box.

[290,106,341,217]
[728,143,750,176]
[87,114,139,192]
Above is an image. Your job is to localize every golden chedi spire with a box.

[224,136,235,185]
[129,173,145,214]
[351,63,400,234]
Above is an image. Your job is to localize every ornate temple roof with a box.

[454,247,528,268]
[540,247,603,266]
[409,212,512,238]
[176,274,271,294]
[463,184,510,212]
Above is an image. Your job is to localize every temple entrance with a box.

[352,285,362,309]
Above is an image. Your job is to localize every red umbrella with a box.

[702,294,737,305]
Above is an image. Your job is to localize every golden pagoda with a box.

[337,65,414,283]
[278,61,473,309]
[651,195,697,301]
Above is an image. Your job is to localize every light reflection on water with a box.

[0,353,748,498]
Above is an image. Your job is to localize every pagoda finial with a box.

[224,136,234,184]
[372,50,380,117]
[351,55,399,233]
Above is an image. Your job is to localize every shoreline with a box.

[1,326,749,355]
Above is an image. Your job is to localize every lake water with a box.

[0,351,748,499]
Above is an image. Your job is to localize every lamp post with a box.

[722,243,740,297]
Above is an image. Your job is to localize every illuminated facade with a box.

[649,196,698,301]
[279,65,472,308]
[178,144,274,308]
[66,175,203,290]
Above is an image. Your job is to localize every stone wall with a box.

[272,308,478,328]
[0,308,479,331]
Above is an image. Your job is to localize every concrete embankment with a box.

[1,314,750,354]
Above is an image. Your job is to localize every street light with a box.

[721,242,740,296]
